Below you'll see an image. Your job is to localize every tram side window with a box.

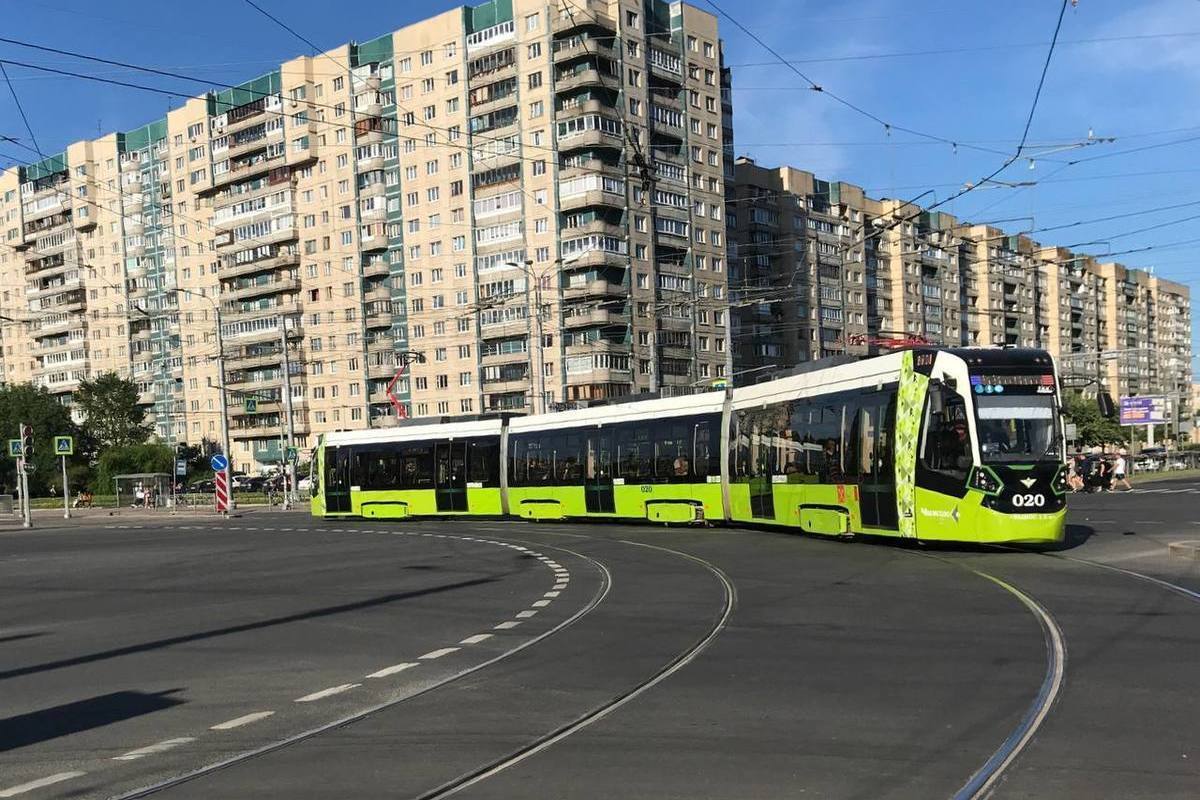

[586,430,612,480]
[353,447,401,490]
[509,437,528,486]
[467,438,500,485]
[617,423,653,480]
[527,437,552,484]
[921,389,970,479]
[693,417,719,478]
[398,444,434,489]
[787,400,842,479]
[655,422,691,479]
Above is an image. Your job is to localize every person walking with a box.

[1112,449,1133,491]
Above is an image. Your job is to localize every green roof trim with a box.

[464,0,513,33]
[207,70,282,116]
[353,33,393,67]
[20,152,68,182]
[118,118,167,153]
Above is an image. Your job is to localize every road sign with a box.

[1064,423,1078,441]
[210,453,229,472]
[54,435,73,456]
[1119,395,1166,426]
[175,458,187,477]
[8,439,20,457]
[245,398,258,413]
[214,470,230,513]
[286,446,298,462]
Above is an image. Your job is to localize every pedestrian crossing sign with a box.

[7,439,20,457]
[54,436,73,456]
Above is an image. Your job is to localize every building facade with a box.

[0,0,731,472]
[728,158,1194,405]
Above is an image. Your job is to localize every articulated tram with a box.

[310,348,1067,544]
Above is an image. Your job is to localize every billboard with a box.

[1119,395,1167,426]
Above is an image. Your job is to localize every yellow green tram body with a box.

[311,348,1067,546]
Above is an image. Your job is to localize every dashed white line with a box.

[366,662,419,679]
[419,647,460,660]
[114,738,195,761]
[553,583,568,590]
[295,684,360,703]
[531,599,551,607]
[516,610,538,618]
[211,711,275,730]
[544,591,561,598]
[0,772,87,797]
[494,621,522,630]
[460,633,493,645]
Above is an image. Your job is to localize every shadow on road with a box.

[0,631,47,645]
[0,576,498,682]
[0,689,185,752]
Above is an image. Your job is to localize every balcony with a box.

[224,276,298,301]
[362,260,391,279]
[364,307,393,329]
[558,186,625,214]
[227,348,283,370]
[555,67,608,95]
[563,279,625,299]
[552,37,616,66]
[563,307,622,328]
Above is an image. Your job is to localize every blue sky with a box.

[2,0,1198,363]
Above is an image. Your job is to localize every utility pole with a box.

[280,318,297,508]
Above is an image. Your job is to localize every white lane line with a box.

[494,621,522,630]
[531,599,551,607]
[553,583,568,590]
[516,610,538,618]
[460,633,493,645]
[295,684,360,703]
[419,647,460,660]
[366,662,419,679]
[211,711,275,730]
[544,591,561,598]
[114,738,196,761]
[0,772,87,797]
[1134,520,1164,525]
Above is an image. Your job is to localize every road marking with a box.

[1134,520,1164,525]
[0,772,87,797]
[295,684,360,703]
[419,647,460,660]
[531,599,551,607]
[516,610,538,618]
[114,738,196,761]
[460,633,493,645]
[211,711,275,730]
[544,591,560,598]
[553,583,568,590]
[366,662,419,679]
[494,621,522,629]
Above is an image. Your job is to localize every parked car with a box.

[297,476,312,494]
[1167,459,1189,470]
[190,480,215,494]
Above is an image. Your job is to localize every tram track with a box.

[112,530,614,800]
[914,552,1066,800]
[409,537,736,800]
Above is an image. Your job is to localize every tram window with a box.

[398,443,434,489]
[586,431,612,480]
[693,418,717,478]
[617,423,652,479]
[467,439,499,485]
[921,390,970,479]
[655,422,690,480]
[526,437,552,484]
[354,447,401,489]
[509,437,528,485]
[877,394,897,477]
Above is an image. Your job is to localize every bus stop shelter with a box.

[114,473,171,509]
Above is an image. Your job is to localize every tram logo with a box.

[1020,477,1037,489]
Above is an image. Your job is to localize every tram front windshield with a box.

[974,394,1058,463]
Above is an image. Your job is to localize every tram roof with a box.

[731,351,907,409]
[323,417,504,446]
[508,390,727,433]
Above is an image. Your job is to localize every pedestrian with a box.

[134,484,145,508]
[1112,448,1133,491]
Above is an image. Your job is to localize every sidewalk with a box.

[0,504,308,529]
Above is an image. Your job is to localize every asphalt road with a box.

[0,483,1197,799]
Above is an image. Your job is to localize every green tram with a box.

[311,348,1067,545]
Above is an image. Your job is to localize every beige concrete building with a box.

[728,158,1193,409]
[0,0,731,472]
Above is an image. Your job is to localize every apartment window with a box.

[528,71,542,89]
[629,98,641,116]
[435,348,447,361]
[529,100,544,118]
[421,50,433,66]
[627,69,641,87]
[528,42,542,58]
[333,76,344,91]
[458,345,471,358]
[525,12,539,30]
[532,160,546,176]
[626,10,640,28]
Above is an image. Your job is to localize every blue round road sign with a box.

[210,454,229,472]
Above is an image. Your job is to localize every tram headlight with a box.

[1051,466,1068,496]
[969,466,1002,495]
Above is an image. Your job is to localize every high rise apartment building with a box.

[0,0,731,472]
[728,157,1193,402]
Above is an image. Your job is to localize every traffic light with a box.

[20,424,33,459]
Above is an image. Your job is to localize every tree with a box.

[1062,391,1123,447]
[0,384,82,496]
[94,442,174,494]
[75,372,152,449]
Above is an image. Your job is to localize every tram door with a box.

[859,394,899,529]
[434,441,468,512]
[585,430,615,513]
[325,447,352,513]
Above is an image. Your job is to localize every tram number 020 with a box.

[1012,493,1046,508]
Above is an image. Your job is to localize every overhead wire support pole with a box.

[280,318,297,509]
